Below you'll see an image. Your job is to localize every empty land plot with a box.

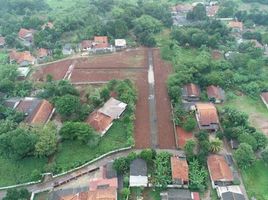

[74,48,147,69]
[32,59,73,81]
[153,49,176,149]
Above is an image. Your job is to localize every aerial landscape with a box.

[0,0,268,199]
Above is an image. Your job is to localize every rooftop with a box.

[228,21,243,30]
[171,156,189,183]
[9,51,35,64]
[98,97,127,119]
[18,28,34,38]
[206,85,225,101]
[130,158,147,176]
[207,154,234,182]
[183,83,200,97]
[93,36,109,49]
[195,103,219,126]
[86,111,113,134]
[38,48,49,58]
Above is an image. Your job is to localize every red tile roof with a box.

[42,22,54,30]
[184,83,200,97]
[172,4,193,12]
[171,156,189,183]
[9,51,35,64]
[207,154,233,182]
[211,50,223,60]
[86,111,113,134]
[30,100,54,124]
[81,40,92,49]
[228,21,243,31]
[196,103,219,126]
[207,85,224,101]
[176,126,194,149]
[206,5,219,17]
[192,192,200,200]
[18,28,34,39]
[37,48,49,58]
[94,36,109,49]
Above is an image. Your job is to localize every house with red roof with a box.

[42,22,54,30]
[80,40,93,51]
[182,83,201,102]
[195,103,219,131]
[18,28,35,46]
[0,36,5,48]
[9,51,36,67]
[207,154,234,188]
[228,21,243,33]
[171,156,189,187]
[37,48,51,63]
[14,97,55,125]
[207,85,225,103]
[86,97,127,136]
[206,5,219,17]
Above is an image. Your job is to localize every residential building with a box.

[42,22,54,30]
[115,39,127,49]
[0,36,5,48]
[171,4,193,26]
[195,103,219,131]
[207,155,234,188]
[216,186,245,200]
[160,189,200,200]
[250,39,263,49]
[62,44,74,55]
[170,156,189,187]
[17,67,31,79]
[206,5,219,17]
[80,40,92,51]
[207,85,225,103]
[18,28,35,47]
[86,97,127,136]
[15,97,54,125]
[93,36,109,50]
[37,48,50,63]
[261,92,268,109]
[182,83,201,102]
[86,111,113,136]
[130,158,148,187]
[9,51,36,67]
[228,21,243,32]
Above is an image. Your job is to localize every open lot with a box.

[32,48,175,149]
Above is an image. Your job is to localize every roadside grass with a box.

[241,160,268,200]
[54,121,129,171]
[0,156,47,187]
[33,191,50,200]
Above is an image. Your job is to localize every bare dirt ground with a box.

[250,114,268,136]
[153,49,176,149]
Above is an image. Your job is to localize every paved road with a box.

[0,149,183,199]
[147,49,159,149]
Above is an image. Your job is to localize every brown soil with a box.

[153,49,176,149]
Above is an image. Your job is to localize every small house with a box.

[207,155,234,188]
[62,44,73,55]
[171,156,189,187]
[41,22,54,30]
[161,189,200,200]
[195,103,219,131]
[207,85,225,103]
[216,186,245,200]
[17,67,31,79]
[86,97,127,136]
[182,83,201,102]
[9,51,36,67]
[80,40,92,51]
[15,97,55,125]
[261,92,268,109]
[0,36,5,48]
[115,39,126,49]
[18,28,35,47]
[37,48,50,63]
[206,5,219,17]
[130,158,148,187]
[228,21,243,32]
[93,36,110,50]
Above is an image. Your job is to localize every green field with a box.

[0,156,46,187]
[241,160,268,200]
[33,191,50,200]
[54,121,129,171]
[0,120,129,187]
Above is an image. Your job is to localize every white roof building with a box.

[115,39,126,48]
[98,97,127,119]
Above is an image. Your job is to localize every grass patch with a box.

[241,160,268,200]
[0,52,8,64]
[33,191,50,200]
[0,156,47,187]
[54,120,129,171]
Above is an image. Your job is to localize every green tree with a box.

[209,138,223,153]
[189,159,207,191]
[34,123,57,157]
[113,157,130,174]
[3,188,31,200]
[183,116,197,132]
[184,139,196,158]
[234,143,255,169]
[187,4,207,21]
[261,148,268,164]
[238,133,258,151]
[140,149,156,164]
[121,188,130,199]
[154,152,172,188]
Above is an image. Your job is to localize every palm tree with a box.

[209,138,223,153]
